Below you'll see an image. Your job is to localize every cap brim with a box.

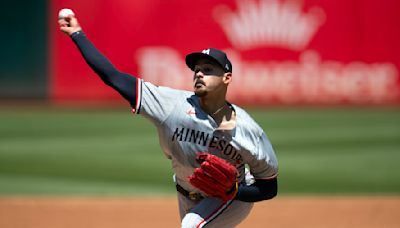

[185,52,223,72]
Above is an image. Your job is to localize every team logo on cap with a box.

[202,49,210,55]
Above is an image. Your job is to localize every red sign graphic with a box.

[50,0,400,105]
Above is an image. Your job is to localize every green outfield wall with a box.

[0,1,48,99]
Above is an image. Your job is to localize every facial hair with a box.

[195,89,207,97]
[194,79,207,97]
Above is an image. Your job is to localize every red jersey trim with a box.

[132,79,142,114]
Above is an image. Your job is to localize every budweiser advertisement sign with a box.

[51,0,400,105]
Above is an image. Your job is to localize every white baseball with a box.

[58,8,75,19]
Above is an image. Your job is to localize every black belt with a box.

[176,184,204,201]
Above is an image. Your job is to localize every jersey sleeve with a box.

[248,132,279,179]
[133,79,188,125]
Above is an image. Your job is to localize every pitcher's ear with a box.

[223,72,232,84]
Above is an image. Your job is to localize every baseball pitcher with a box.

[59,10,278,228]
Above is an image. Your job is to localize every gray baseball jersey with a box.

[133,79,278,194]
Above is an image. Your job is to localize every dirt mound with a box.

[0,196,399,228]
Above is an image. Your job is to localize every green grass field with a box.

[0,106,399,196]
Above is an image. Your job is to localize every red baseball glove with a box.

[188,153,238,202]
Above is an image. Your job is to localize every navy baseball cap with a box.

[185,48,232,73]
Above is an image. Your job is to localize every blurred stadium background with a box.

[0,0,399,198]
